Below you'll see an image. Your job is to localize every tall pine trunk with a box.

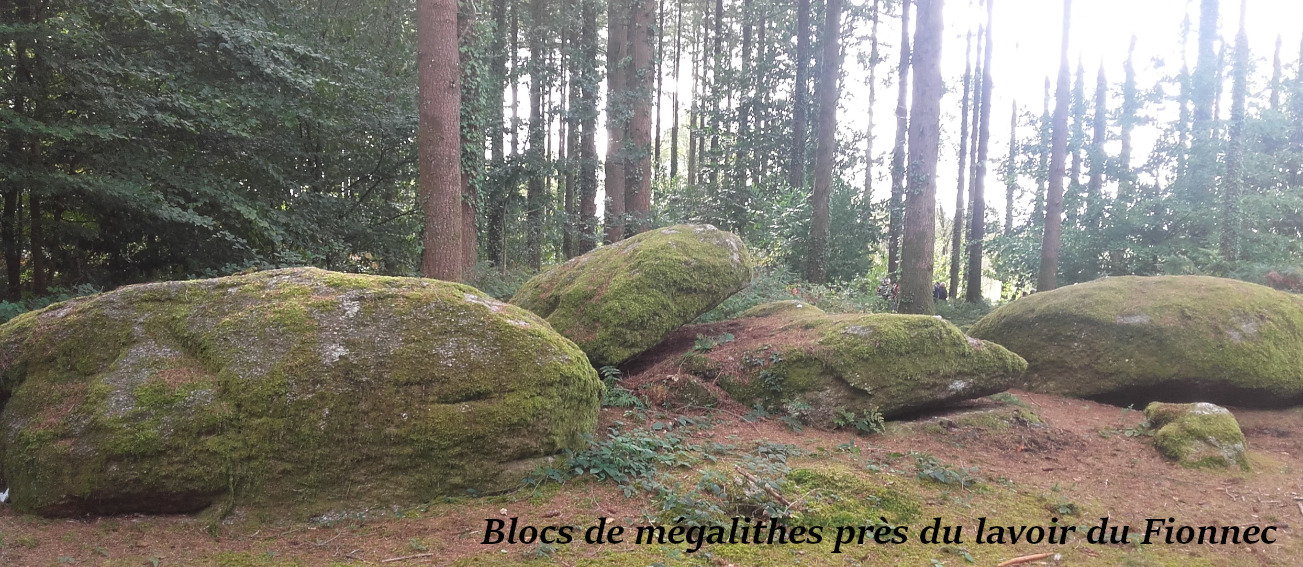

[1086,65,1106,228]
[789,0,812,192]
[887,0,913,280]
[862,0,881,207]
[418,0,464,281]
[948,29,973,301]
[626,0,655,234]
[898,0,943,314]
[525,0,547,269]
[807,0,843,284]
[1004,100,1017,235]
[964,0,993,303]
[1038,0,1072,292]
[1221,0,1247,262]
[604,0,630,243]
[577,0,600,253]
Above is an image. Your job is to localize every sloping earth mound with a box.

[0,268,600,518]
[510,224,752,367]
[969,275,1303,407]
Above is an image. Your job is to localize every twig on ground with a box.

[381,552,435,563]
[734,465,793,509]
[996,552,1056,566]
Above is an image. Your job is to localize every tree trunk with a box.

[1270,35,1282,112]
[789,0,812,192]
[577,0,600,254]
[1004,100,1017,235]
[1118,36,1137,208]
[1086,65,1106,228]
[1222,0,1247,263]
[1189,0,1218,210]
[965,0,993,304]
[948,29,973,302]
[1066,62,1084,224]
[1038,0,1072,292]
[418,0,464,281]
[1,188,16,300]
[486,0,509,269]
[1033,77,1049,227]
[526,0,547,269]
[898,0,943,315]
[604,0,630,243]
[807,0,843,284]
[459,4,482,274]
[670,0,683,179]
[732,0,754,232]
[653,0,665,174]
[862,0,881,207]
[625,0,655,234]
[887,0,913,280]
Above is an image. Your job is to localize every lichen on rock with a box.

[1145,402,1249,470]
[510,224,752,366]
[0,268,601,518]
[968,275,1303,407]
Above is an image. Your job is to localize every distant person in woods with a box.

[933,282,948,302]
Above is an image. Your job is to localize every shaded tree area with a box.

[5,0,1303,314]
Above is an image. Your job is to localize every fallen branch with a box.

[996,552,1055,567]
[381,552,434,563]
[734,466,793,509]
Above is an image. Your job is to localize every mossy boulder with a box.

[968,275,1303,407]
[510,224,752,366]
[1145,402,1249,470]
[693,311,1026,424]
[0,268,601,517]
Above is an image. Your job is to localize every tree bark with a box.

[789,0,812,192]
[625,0,655,234]
[485,0,509,269]
[1221,0,1247,263]
[806,0,843,284]
[577,0,600,253]
[418,0,464,281]
[1004,100,1017,235]
[604,0,630,243]
[898,0,943,314]
[1118,36,1137,208]
[1086,65,1106,228]
[887,0,913,280]
[1038,0,1072,292]
[669,0,683,179]
[862,0,881,207]
[965,0,993,303]
[526,0,547,269]
[949,29,973,301]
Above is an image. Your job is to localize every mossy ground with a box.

[510,224,752,366]
[0,268,601,518]
[3,391,1296,566]
[970,276,1303,407]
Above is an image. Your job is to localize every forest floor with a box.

[2,340,1302,567]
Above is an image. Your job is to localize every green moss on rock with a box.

[714,312,1026,425]
[0,268,601,518]
[968,275,1303,407]
[510,224,752,366]
[1145,402,1249,470]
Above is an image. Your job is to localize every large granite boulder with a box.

[670,304,1026,424]
[968,275,1303,407]
[511,224,752,366]
[0,268,601,517]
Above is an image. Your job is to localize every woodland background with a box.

[3,0,1302,320]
